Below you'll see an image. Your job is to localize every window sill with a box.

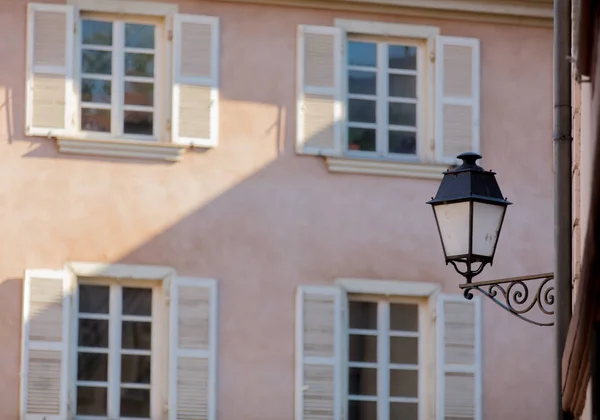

[56,137,186,162]
[325,156,451,180]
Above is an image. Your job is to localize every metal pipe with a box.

[554,0,573,418]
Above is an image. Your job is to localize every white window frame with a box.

[337,278,440,420]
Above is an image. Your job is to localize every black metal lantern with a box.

[427,152,512,283]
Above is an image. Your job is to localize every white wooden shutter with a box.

[172,15,219,148]
[169,277,217,420]
[25,3,75,137]
[20,270,71,420]
[295,286,344,420]
[436,294,482,420]
[296,25,344,157]
[435,36,480,164]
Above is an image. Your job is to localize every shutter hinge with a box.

[163,402,169,414]
[431,310,437,322]
[73,22,77,34]
[164,287,171,306]
[168,30,173,41]
[166,118,172,132]
[429,51,435,63]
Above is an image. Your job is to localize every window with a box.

[347,298,421,420]
[75,283,157,418]
[347,40,421,159]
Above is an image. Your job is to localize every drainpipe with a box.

[554,0,573,418]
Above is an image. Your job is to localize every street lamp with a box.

[427,152,555,327]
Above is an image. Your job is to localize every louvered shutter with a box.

[25,3,75,137]
[435,36,480,164]
[296,25,344,156]
[169,277,217,420]
[172,14,219,148]
[295,286,344,420]
[436,294,482,420]
[20,270,71,420]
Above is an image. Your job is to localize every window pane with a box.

[121,354,151,384]
[82,50,112,75]
[348,70,376,95]
[389,131,417,155]
[348,127,376,152]
[81,108,111,132]
[390,336,419,364]
[124,111,153,136]
[76,386,107,416]
[121,321,152,350]
[78,319,109,348]
[120,388,150,418]
[81,79,111,104]
[348,41,376,67]
[82,20,113,46]
[390,402,418,419]
[348,367,377,396]
[390,303,419,331]
[389,369,418,398]
[349,301,377,329]
[349,335,378,363]
[123,287,152,316]
[125,53,154,77]
[389,45,417,70]
[125,23,155,49]
[125,82,154,106]
[348,400,377,420]
[349,99,376,124]
[388,102,416,126]
[77,352,108,382]
[389,74,417,98]
[78,285,109,314]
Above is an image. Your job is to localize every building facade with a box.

[0,0,555,419]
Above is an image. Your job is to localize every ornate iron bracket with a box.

[459,273,555,327]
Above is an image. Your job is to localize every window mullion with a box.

[376,43,388,156]
[112,21,124,136]
[108,284,122,418]
[378,301,390,420]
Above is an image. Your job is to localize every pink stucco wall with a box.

[0,1,554,419]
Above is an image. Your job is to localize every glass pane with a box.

[390,336,419,364]
[390,303,419,331]
[348,400,377,420]
[349,301,378,329]
[348,41,376,67]
[77,352,108,381]
[348,70,376,95]
[389,131,417,155]
[125,82,154,106]
[389,369,418,397]
[124,111,153,136]
[82,20,113,46]
[81,79,111,104]
[348,367,377,396]
[121,321,152,350]
[78,285,109,314]
[125,53,154,77]
[121,354,151,384]
[349,335,377,363]
[78,319,109,348]
[388,102,416,126]
[76,386,107,416]
[123,287,152,316]
[390,402,418,419]
[120,388,150,418]
[389,74,417,98]
[125,23,155,49]
[348,127,376,152]
[81,50,112,75]
[81,108,111,132]
[388,45,417,70]
[348,99,376,124]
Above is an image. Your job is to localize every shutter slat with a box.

[170,278,217,420]
[296,26,343,156]
[437,295,482,420]
[26,3,74,137]
[435,36,480,164]
[172,14,219,147]
[295,286,343,420]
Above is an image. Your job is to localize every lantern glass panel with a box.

[472,202,506,258]
[433,201,470,259]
